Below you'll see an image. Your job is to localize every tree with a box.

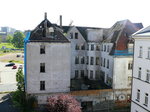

[16,69,24,91]
[6,35,13,43]
[12,31,25,48]
[47,94,81,112]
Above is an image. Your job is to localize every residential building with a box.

[25,14,71,104]
[131,26,150,112]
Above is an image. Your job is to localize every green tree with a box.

[6,35,13,43]
[12,31,25,48]
[16,69,24,91]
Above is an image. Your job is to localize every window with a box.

[96,45,99,51]
[75,44,79,50]
[90,57,94,65]
[139,46,143,58]
[147,47,150,59]
[81,57,85,64]
[87,44,89,50]
[107,45,109,52]
[128,61,133,70]
[138,67,141,79]
[40,45,45,54]
[101,45,103,51]
[103,58,106,67]
[101,57,103,66]
[40,63,45,73]
[75,70,78,78]
[80,70,84,78]
[81,44,85,50]
[144,93,148,106]
[75,56,79,64]
[96,57,99,65]
[40,81,45,90]
[107,59,109,68]
[90,70,93,79]
[91,44,94,51]
[75,33,78,39]
[70,32,73,39]
[136,89,140,101]
[104,45,106,52]
[146,70,150,82]
[86,56,89,64]
[87,70,88,76]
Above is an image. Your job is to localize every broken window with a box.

[40,81,45,90]
[107,59,109,68]
[81,57,85,64]
[137,89,140,101]
[90,57,94,65]
[144,93,148,106]
[75,44,80,50]
[75,56,79,64]
[147,47,150,59]
[146,70,150,82]
[40,63,45,73]
[138,67,141,79]
[75,70,79,78]
[96,45,99,51]
[75,33,78,39]
[96,57,99,65]
[40,45,45,54]
[103,58,106,67]
[91,44,94,51]
[81,44,85,50]
[86,56,89,65]
[90,70,93,79]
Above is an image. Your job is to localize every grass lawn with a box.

[0,43,16,49]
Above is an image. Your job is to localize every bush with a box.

[47,94,81,112]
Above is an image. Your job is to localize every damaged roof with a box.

[29,13,69,43]
[107,20,143,55]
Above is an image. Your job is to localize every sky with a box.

[0,0,150,31]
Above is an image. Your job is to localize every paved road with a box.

[0,93,20,112]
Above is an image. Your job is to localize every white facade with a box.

[26,42,71,103]
[66,27,87,79]
[131,26,150,112]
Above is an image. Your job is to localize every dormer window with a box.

[48,27,54,37]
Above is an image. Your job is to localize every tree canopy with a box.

[12,32,25,48]
[6,35,13,43]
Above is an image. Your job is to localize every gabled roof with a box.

[108,19,143,55]
[29,14,69,43]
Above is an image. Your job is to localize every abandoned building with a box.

[24,13,71,104]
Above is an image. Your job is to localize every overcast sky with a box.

[0,0,149,31]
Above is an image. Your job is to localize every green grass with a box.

[0,43,16,49]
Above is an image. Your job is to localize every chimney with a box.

[45,12,47,20]
[60,15,62,28]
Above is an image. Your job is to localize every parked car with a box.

[18,65,23,69]
[5,63,15,67]
[12,65,17,69]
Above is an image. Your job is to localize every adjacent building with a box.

[66,20,143,90]
[25,14,71,104]
[131,26,150,112]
